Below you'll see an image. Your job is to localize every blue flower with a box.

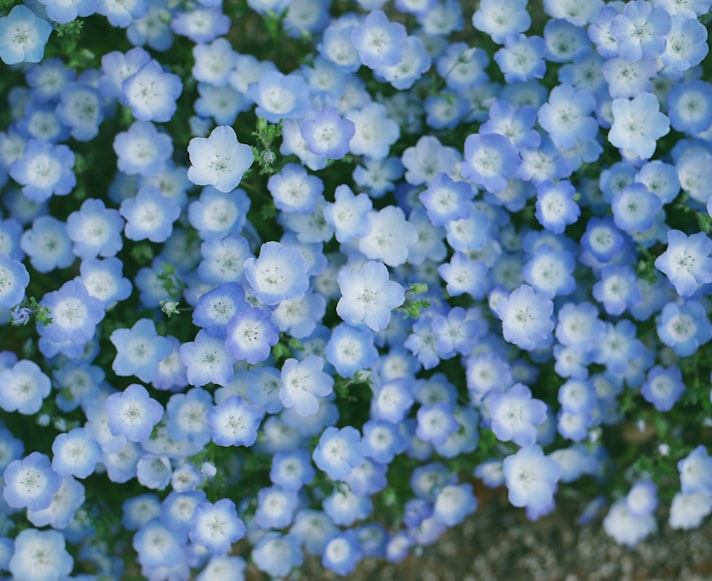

[0,254,29,309]
[609,93,670,160]
[472,0,530,43]
[121,186,180,243]
[322,530,363,576]
[3,452,61,511]
[105,383,164,442]
[494,34,546,83]
[603,498,657,548]
[255,485,299,529]
[280,355,334,417]
[494,284,554,351]
[0,359,51,415]
[248,70,311,123]
[323,184,372,242]
[655,229,712,296]
[268,163,324,214]
[110,318,172,383]
[113,121,173,177]
[171,6,230,43]
[346,102,400,160]
[8,529,73,580]
[300,108,355,159]
[190,499,245,555]
[538,84,598,149]
[0,6,52,65]
[611,183,662,232]
[336,260,405,332]
[678,445,712,495]
[488,383,547,446]
[668,80,712,135]
[66,198,124,258]
[166,387,212,446]
[351,10,406,69]
[39,279,105,345]
[208,395,264,447]
[179,329,234,387]
[51,427,102,479]
[9,139,76,203]
[462,133,520,194]
[192,37,237,87]
[661,14,708,72]
[122,59,181,122]
[224,305,279,364]
[657,300,712,357]
[244,241,310,305]
[359,206,417,266]
[503,445,560,512]
[270,449,315,491]
[56,83,104,142]
[313,426,364,481]
[252,533,303,578]
[641,365,685,412]
[610,0,671,62]
[433,483,477,527]
[187,125,253,193]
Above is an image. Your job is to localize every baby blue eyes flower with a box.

[472,0,530,44]
[123,59,182,122]
[187,125,254,193]
[661,14,709,72]
[190,499,246,555]
[208,395,264,447]
[51,427,102,479]
[641,365,685,412]
[268,163,324,214]
[9,139,76,203]
[66,198,124,258]
[503,445,560,513]
[39,279,105,346]
[120,186,180,243]
[0,5,52,66]
[609,0,671,62]
[113,121,173,177]
[654,229,712,297]
[0,254,29,309]
[351,10,407,69]
[244,241,310,306]
[9,529,73,581]
[656,300,712,357]
[300,108,355,160]
[462,133,521,194]
[678,445,712,496]
[248,70,311,124]
[280,355,334,417]
[488,383,547,446]
[0,359,51,415]
[225,305,280,364]
[110,317,173,383]
[3,452,61,511]
[105,383,164,442]
[494,284,555,352]
[336,260,405,332]
[313,426,364,481]
[537,84,598,150]
[608,93,670,160]
[179,329,234,387]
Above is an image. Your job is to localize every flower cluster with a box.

[1,0,712,579]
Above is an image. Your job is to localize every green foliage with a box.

[252,117,283,175]
[156,262,184,299]
[129,243,154,265]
